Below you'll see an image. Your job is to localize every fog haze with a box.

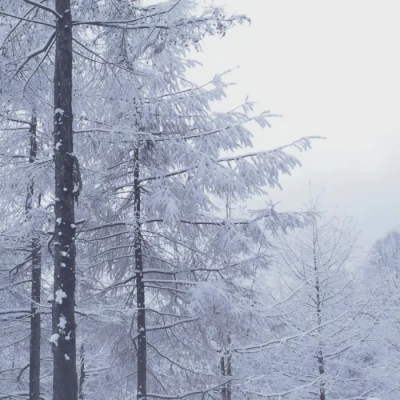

[189,0,400,248]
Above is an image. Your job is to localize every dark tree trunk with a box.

[220,355,226,400]
[134,148,147,400]
[79,344,85,400]
[30,239,42,400]
[27,115,42,400]
[226,339,232,400]
[313,227,326,400]
[220,335,232,400]
[52,1,78,400]
[317,346,326,400]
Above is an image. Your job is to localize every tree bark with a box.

[226,337,232,400]
[30,239,42,400]
[220,355,226,400]
[52,1,78,400]
[313,226,326,400]
[27,115,42,400]
[79,344,85,400]
[220,335,232,400]
[134,148,147,400]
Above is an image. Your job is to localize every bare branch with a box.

[234,310,350,353]
[13,31,56,77]
[0,115,32,125]
[147,379,237,399]
[71,0,182,27]
[146,317,199,331]
[0,11,55,28]
[23,35,56,91]
[23,0,61,19]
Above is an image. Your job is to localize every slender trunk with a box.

[26,115,42,400]
[226,335,232,400]
[220,335,232,400]
[52,1,77,400]
[30,239,42,400]
[224,201,232,400]
[79,344,85,400]
[134,148,146,400]
[220,355,226,400]
[313,227,325,400]
[316,347,325,400]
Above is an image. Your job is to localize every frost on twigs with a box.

[0,1,326,399]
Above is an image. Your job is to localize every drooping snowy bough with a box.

[0,1,320,400]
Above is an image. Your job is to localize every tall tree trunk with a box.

[220,335,232,400]
[313,227,326,400]
[30,238,42,400]
[226,335,232,400]
[220,354,226,400]
[222,198,232,400]
[79,344,85,400]
[134,148,147,400]
[26,114,42,400]
[52,1,78,400]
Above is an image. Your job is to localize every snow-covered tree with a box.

[230,205,389,400]
[359,230,400,399]
[1,1,319,400]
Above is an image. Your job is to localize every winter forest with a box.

[0,1,399,400]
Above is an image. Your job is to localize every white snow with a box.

[49,333,60,347]
[55,289,67,304]
[58,315,67,330]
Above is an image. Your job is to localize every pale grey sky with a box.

[190,0,400,248]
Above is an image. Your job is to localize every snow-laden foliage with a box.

[2,2,398,400]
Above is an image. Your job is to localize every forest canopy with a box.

[0,1,398,400]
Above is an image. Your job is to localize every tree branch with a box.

[0,11,55,28]
[23,0,61,19]
[138,136,320,184]
[13,31,56,77]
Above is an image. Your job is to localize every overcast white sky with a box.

[187,0,400,248]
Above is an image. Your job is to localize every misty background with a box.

[187,0,400,248]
